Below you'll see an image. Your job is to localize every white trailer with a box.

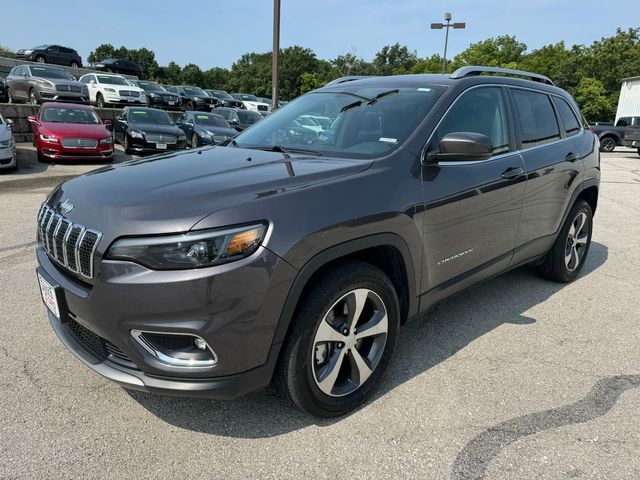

[615,76,640,124]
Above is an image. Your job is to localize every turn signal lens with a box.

[226,227,263,256]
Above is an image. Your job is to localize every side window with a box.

[511,89,560,148]
[434,87,510,155]
[615,118,629,127]
[552,97,581,136]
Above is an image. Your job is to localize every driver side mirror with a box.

[426,132,493,163]
[27,115,38,124]
[6,119,13,127]
[103,119,112,131]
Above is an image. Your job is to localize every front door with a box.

[420,86,527,302]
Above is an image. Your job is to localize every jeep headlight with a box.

[106,224,267,269]
[129,130,144,139]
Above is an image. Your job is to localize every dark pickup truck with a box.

[593,117,640,152]
[623,125,640,156]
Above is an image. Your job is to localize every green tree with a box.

[331,51,372,77]
[203,67,231,90]
[87,43,117,64]
[372,43,417,75]
[156,61,182,85]
[0,44,15,58]
[453,35,527,70]
[410,54,445,74]
[574,77,615,121]
[180,63,204,87]
[87,44,158,79]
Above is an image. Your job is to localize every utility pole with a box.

[430,12,466,73]
[271,0,281,110]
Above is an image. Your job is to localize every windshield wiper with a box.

[339,89,400,112]
[247,145,322,156]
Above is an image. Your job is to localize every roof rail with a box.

[325,76,372,86]
[450,66,555,86]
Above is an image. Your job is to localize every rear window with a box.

[511,89,560,148]
[552,97,581,136]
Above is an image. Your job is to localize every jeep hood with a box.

[48,146,372,240]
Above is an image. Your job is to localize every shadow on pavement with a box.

[131,242,608,438]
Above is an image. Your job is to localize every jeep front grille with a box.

[37,204,102,279]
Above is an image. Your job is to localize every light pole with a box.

[430,12,466,73]
[271,0,281,110]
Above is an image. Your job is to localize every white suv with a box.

[230,93,271,114]
[79,73,146,108]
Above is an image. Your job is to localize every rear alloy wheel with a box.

[96,93,105,108]
[536,199,593,282]
[191,134,199,148]
[599,136,616,152]
[35,56,45,63]
[277,261,400,417]
[70,62,79,68]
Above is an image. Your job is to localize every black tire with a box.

[536,199,593,283]
[186,101,195,111]
[35,55,45,63]
[96,93,105,108]
[70,61,79,68]
[123,135,132,154]
[191,133,199,148]
[599,136,616,152]
[277,261,400,417]
[7,88,13,104]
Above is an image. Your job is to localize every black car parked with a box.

[235,109,263,131]
[90,59,142,78]
[204,89,244,109]
[176,111,237,147]
[131,80,182,110]
[35,67,600,417]
[15,45,82,68]
[113,107,187,154]
[166,86,218,111]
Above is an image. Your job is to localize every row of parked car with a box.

[1,63,278,113]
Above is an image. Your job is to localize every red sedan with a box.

[28,103,114,162]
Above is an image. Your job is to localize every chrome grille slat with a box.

[37,204,102,280]
[145,134,177,144]
[60,138,99,149]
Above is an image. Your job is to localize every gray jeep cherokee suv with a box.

[36,67,600,417]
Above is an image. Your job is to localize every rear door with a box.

[421,86,526,294]
[509,88,583,261]
[12,66,28,100]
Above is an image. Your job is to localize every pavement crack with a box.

[451,375,640,480]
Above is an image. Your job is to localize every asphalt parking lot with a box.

[0,146,638,479]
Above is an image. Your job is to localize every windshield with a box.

[42,107,100,124]
[237,110,262,124]
[129,109,174,125]
[234,85,446,158]
[235,93,259,101]
[33,45,49,50]
[208,90,233,100]
[29,66,73,80]
[184,87,207,96]
[96,75,130,86]
[136,81,166,92]
[194,114,229,127]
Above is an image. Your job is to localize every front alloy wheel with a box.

[277,261,400,417]
[312,289,388,397]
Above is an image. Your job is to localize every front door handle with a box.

[565,152,580,162]
[501,166,524,180]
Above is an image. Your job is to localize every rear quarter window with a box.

[511,89,560,148]
[552,97,581,136]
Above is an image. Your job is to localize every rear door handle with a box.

[501,167,524,180]
[565,152,580,162]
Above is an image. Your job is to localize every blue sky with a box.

[3,0,639,69]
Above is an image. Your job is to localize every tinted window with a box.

[42,106,100,125]
[129,109,174,125]
[511,89,560,148]
[194,114,229,127]
[96,75,130,86]
[28,66,74,80]
[434,87,510,155]
[552,97,581,135]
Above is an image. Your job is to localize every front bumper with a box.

[36,238,297,398]
[0,144,16,168]
[37,89,89,104]
[128,138,188,153]
[623,140,640,148]
[39,144,114,161]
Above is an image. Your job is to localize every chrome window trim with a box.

[421,83,585,166]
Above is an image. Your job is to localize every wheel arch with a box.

[271,233,418,348]
[597,131,620,143]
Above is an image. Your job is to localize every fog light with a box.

[194,337,207,350]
